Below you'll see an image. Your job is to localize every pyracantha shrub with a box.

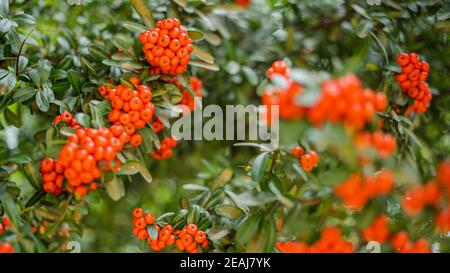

[395,53,432,115]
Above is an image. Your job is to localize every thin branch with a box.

[15,29,34,76]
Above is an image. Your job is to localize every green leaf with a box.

[242,66,258,85]
[236,214,261,245]
[67,69,82,93]
[52,100,71,112]
[0,0,9,18]
[192,45,214,64]
[56,55,73,70]
[23,162,40,189]
[89,102,104,128]
[214,204,245,219]
[120,60,145,71]
[351,4,371,20]
[28,68,41,87]
[204,32,221,46]
[122,20,148,33]
[36,91,50,112]
[13,87,36,103]
[183,183,209,191]
[187,204,201,224]
[130,0,155,28]
[25,190,46,207]
[117,160,152,183]
[1,192,20,229]
[105,176,125,201]
[12,13,36,25]
[89,44,109,61]
[246,217,276,252]
[189,60,220,71]
[4,154,31,164]
[37,59,52,83]
[251,152,269,183]
[208,229,229,241]
[4,108,21,127]
[187,28,205,41]
[0,18,13,33]
[80,57,97,77]
[0,72,16,91]
[74,113,91,128]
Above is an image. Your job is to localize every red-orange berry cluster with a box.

[131,208,176,252]
[402,182,441,216]
[395,53,432,115]
[0,216,12,235]
[139,18,193,75]
[355,130,397,158]
[0,242,14,253]
[98,78,154,147]
[234,0,251,8]
[307,74,387,130]
[291,146,319,171]
[149,136,177,160]
[436,206,450,232]
[40,157,64,195]
[151,116,164,133]
[334,171,394,210]
[131,208,208,253]
[50,127,125,197]
[361,214,390,243]
[437,160,450,197]
[275,226,353,253]
[262,61,304,123]
[174,224,208,253]
[53,111,81,129]
[391,231,430,253]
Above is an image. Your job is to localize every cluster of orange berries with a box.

[355,130,397,158]
[395,53,432,115]
[261,61,305,123]
[291,146,319,171]
[99,78,154,148]
[234,0,251,8]
[402,182,440,216]
[0,217,13,254]
[437,160,450,196]
[40,126,127,197]
[0,216,12,235]
[149,136,177,160]
[0,242,14,253]
[334,171,394,210]
[361,214,390,243]
[151,116,164,133]
[40,157,64,195]
[131,208,175,252]
[307,74,387,130]
[401,161,450,232]
[391,231,430,253]
[174,224,208,253]
[131,208,208,253]
[58,127,124,197]
[139,18,193,75]
[275,226,353,253]
[53,111,81,129]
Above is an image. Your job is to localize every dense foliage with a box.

[0,0,449,253]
